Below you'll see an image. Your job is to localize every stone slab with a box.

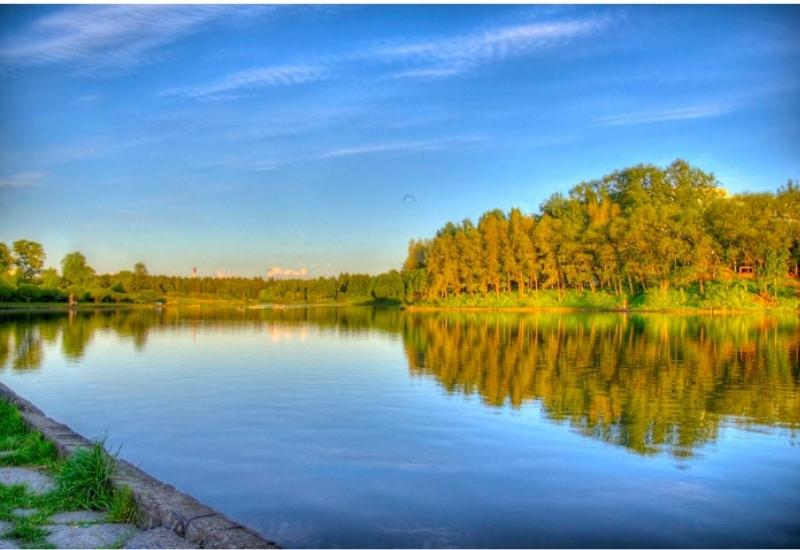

[0,467,54,495]
[123,527,199,549]
[11,509,36,518]
[0,539,19,549]
[45,523,138,549]
[50,511,107,524]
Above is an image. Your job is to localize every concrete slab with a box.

[45,523,137,549]
[49,511,107,524]
[123,527,199,549]
[0,467,54,495]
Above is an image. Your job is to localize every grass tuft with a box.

[54,443,116,511]
[108,485,138,524]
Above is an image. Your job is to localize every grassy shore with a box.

[412,282,800,312]
[0,399,137,547]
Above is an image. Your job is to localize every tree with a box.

[132,262,149,291]
[61,252,95,287]
[12,240,45,281]
[41,268,60,289]
[0,243,12,276]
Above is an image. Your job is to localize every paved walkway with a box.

[0,467,198,549]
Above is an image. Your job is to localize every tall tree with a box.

[61,252,95,287]
[12,240,45,281]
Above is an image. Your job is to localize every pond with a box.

[0,307,798,547]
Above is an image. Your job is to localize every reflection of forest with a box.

[1,307,798,456]
[402,313,800,456]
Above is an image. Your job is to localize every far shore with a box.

[0,299,797,315]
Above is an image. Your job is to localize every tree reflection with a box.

[0,308,797,456]
[401,313,800,456]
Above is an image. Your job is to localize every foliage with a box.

[404,161,800,308]
[107,485,138,524]
[11,240,46,282]
[55,443,116,510]
[61,252,95,288]
[0,161,798,310]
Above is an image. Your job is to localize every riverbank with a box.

[0,383,278,549]
[410,283,800,313]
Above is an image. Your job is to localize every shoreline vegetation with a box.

[0,399,138,547]
[2,160,799,314]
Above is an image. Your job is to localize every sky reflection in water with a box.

[0,307,798,548]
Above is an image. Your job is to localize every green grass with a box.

[54,443,116,511]
[107,485,138,524]
[0,401,59,468]
[0,399,141,546]
[416,281,800,312]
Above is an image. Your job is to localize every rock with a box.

[0,539,19,549]
[0,467,55,495]
[0,521,11,535]
[49,511,107,524]
[11,509,36,518]
[45,523,137,549]
[123,527,198,549]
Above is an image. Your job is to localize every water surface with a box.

[0,307,798,547]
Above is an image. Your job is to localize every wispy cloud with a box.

[76,94,100,104]
[247,135,482,171]
[0,171,47,188]
[0,5,273,74]
[595,103,732,126]
[162,15,610,99]
[374,18,609,78]
[161,65,325,100]
[316,136,481,160]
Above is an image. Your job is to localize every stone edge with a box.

[0,382,280,549]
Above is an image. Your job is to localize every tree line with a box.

[1,160,798,307]
[403,160,800,304]
[0,240,407,304]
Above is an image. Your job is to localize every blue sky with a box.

[1,5,798,278]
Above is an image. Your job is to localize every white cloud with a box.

[158,15,609,100]
[595,104,732,126]
[161,65,325,99]
[374,18,608,77]
[316,136,481,160]
[0,5,273,74]
[0,171,46,188]
[266,266,309,279]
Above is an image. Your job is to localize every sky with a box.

[1,5,799,278]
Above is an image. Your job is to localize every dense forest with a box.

[403,160,800,308]
[1,160,798,309]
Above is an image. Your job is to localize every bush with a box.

[136,289,158,303]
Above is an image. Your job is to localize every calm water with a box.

[0,307,798,548]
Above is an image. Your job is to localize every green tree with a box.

[132,262,149,291]
[0,243,12,276]
[12,240,45,281]
[61,252,95,287]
